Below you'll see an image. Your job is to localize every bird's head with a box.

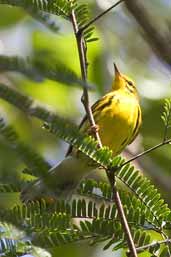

[112,63,138,96]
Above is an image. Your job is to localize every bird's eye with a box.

[127,80,134,86]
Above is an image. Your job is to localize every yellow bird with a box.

[21,64,142,201]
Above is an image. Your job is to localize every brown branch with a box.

[107,177,138,257]
[120,138,171,168]
[70,3,138,257]
[109,175,138,257]
[124,0,171,66]
[70,9,102,147]
[125,148,171,201]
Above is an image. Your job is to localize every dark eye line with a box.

[127,80,134,87]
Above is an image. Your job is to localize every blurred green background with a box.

[0,0,171,256]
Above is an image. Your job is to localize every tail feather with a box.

[21,156,91,202]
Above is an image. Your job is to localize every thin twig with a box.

[120,138,171,169]
[109,174,138,257]
[70,3,138,257]
[136,239,171,253]
[70,7,102,147]
[78,0,124,34]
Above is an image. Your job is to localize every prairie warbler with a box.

[22,64,142,201]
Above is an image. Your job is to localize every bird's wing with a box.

[65,98,102,156]
[65,95,112,156]
[21,155,92,202]
[128,105,142,145]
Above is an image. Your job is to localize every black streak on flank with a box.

[132,107,141,140]
[121,137,128,146]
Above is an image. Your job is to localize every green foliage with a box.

[160,246,171,257]
[0,183,21,193]
[29,10,60,32]
[0,193,169,254]
[116,164,171,226]
[0,83,122,170]
[33,55,92,88]
[0,197,152,251]
[0,0,170,256]
[0,238,20,257]
[0,0,97,43]
[0,55,90,88]
[0,117,51,178]
[79,179,171,230]
[161,98,171,139]
[0,83,171,223]
[0,200,70,233]
[0,55,36,80]
[0,79,171,255]
[74,3,98,42]
[0,222,33,257]
[0,0,71,18]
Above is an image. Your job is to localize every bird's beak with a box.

[112,63,122,90]
[113,63,121,77]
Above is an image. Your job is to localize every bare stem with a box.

[120,138,171,169]
[136,239,171,253]
[78,0,124,34]
[70,3,137,257]
[108,174,138,257]
[70,8,102,147]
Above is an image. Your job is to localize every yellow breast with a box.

[92,91,141,156]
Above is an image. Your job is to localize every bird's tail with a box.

[21,156,91,202]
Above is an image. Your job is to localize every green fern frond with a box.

[161,98,171,140]
[116,163,171,226]
[160,246,171,257]
[33,56,92,88]
[74,3,97,43]
[0,199,153,252]
[0,0,71,19]
[34,219,151,251]
[79,179,170,229]
[0,0,96,42]
[30,10,60,32]
[33,229,90,249]
[0,237,31,257]
[161,98,171,127]
[0,238,17,255]
[0,198,140,230]
[131,229,151,249]
[0,184,21,193]
[108,229,151,251]
[0,200,70,233]
[0,83,121,170]
[0,117,51,178]
[0,55,38,81]
[0,55,91,88]
[0,199,167,254]
[0,199,94,231]
[0,84,170,228]
[135,240,171,256]
[33,225,151,251]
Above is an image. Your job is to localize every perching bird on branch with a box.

[21,64,142,202]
